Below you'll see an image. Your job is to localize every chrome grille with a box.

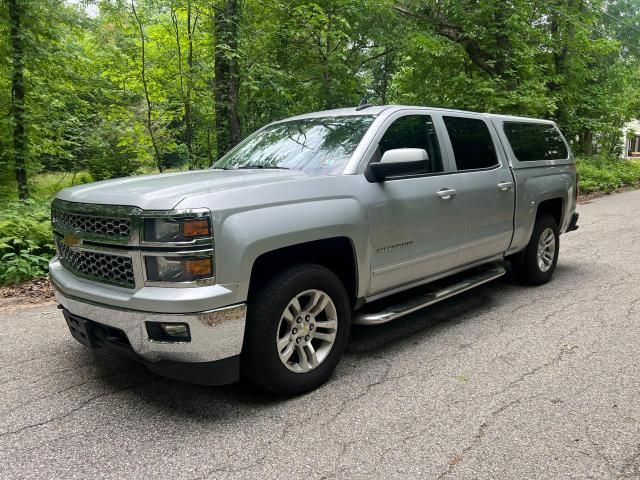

[56,239,135,288]
[52,210,131,238]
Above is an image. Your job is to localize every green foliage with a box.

[160,144,190,170]
[0,241,52,284]
[0,200,55,284]
[576,157,640,193]
[2,0,640,195]
[29,171,93,201]
[84,120,145,181]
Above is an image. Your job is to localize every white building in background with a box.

[622,120,640,158]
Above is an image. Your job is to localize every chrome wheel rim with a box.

[276,289,338,373]
[537,227,556,273]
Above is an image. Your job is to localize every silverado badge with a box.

[63,232,82,248]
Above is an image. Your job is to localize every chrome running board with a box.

[354,263,506,325]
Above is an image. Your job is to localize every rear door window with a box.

[378,115,444,174]
[443,116,499,171]
[503,122,568,161]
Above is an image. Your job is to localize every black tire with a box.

[511,214,559,285]
[241,263,351,395]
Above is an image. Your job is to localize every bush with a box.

[85,122,144,181]
[30,171,94,201]
[160,144,190,170]
[576,156,640,194]
[0,200,55,285]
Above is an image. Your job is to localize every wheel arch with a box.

[248,237,359,307]
[536,197,564,227]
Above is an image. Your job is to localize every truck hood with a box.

[56,169,308,210]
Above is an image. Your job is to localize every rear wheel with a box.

[511,214,559,285]
[242,264,351,395]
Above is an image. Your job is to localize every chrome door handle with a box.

[437,188,457,200]
[497,182,513,191]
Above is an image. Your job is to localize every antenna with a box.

[356,98,373,111]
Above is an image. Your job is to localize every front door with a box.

[365,113,460,295]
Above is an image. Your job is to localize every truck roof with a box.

[280,105,556,125]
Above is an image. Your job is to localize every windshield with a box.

[213,116,375,175]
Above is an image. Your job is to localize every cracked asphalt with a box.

[2,190,640,480]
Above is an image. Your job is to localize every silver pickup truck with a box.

[50,105,579,394]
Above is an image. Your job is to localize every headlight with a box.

[145,256,214,282]
[143,217,211,243]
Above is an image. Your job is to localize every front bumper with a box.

[52,271,247,385]
[60,306,241,385]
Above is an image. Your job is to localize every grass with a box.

[0,170,94,203]
[29,171,94,201]
[576,156,640,194]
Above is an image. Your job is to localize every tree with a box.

[170,0,198,167]
[8,0,27,199]
[131,0,164,172]
[213,0,241,158]
[391,0,640,154]
[1,0,640,203]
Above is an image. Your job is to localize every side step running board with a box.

[353,264,506,326]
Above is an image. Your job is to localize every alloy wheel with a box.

[276,289,338,373]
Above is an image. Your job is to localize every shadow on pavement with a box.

[85,262,584,417]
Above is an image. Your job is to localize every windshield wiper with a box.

[225,165,290,170]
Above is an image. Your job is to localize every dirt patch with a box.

[0,277,55,311]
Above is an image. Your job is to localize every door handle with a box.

[437,188,457,200]
[497,181,513,191]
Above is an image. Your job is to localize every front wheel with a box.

[242,264,351,395]
[511,214,559,285]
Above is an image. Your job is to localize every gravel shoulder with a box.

[1,190,640,479]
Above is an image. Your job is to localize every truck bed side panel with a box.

[507,164,577,255]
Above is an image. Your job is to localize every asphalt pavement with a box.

[1,190,640,479]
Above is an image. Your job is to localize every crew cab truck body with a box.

[50,105,579,394]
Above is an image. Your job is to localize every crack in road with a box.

[436,394,540,480]
[489,343,579,399]
[0,378,152,440]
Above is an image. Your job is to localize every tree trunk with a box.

[206,126,214,166]
[185,1,195,167]
[548,0,575,122]
[320,10,333,109]
[493,9,515,91]
[171,4,196,169]
[213,0,241,159]
[132,1,163,172]
[379,53,391,105]
[8,0,29,200]
[581,130,594,156]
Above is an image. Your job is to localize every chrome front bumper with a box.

[52,280,247,365]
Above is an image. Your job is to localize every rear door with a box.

[441,114,515,266]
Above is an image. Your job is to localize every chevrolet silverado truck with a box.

[50,105,579,395]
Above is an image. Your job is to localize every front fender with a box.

[214,198,370,298]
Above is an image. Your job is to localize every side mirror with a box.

[366,148,429,182]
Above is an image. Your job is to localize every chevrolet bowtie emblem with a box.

[63,232,82,248]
